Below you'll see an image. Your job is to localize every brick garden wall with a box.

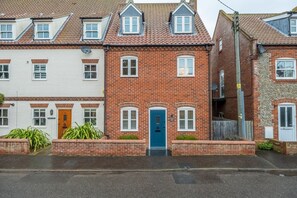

[172,140,256,156]
[52,139,146,156]
[105,46,211,149]
[0,139,30,155]
[271,139,297,155]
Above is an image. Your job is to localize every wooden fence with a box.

[212,120,253,140]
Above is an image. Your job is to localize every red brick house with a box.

[104,0,212,150]
[212,8,297,142]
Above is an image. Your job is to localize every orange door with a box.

[58,109,72,139]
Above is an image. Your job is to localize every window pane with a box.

[188,110,193,119]
[131,120,136,129]
[123,120,128,129]
[177,17,182,24]
[184,17,190,24]
[85,65,91,71]
[3,65,8,71]
[188,120,194,130]
[122,60,128,67]
[277,61,285,69]
[86,24,92,30]
[3,118,8,125]
[125,17,130,25]
[177,24,182,32]
[34,110,39,117]
[131,68,136,76]
[91,110,96,117]
[185,24,190,32]
[34,65,40,71]
[287,107,293,127]
[123,111,128,119]
[40,110,45,117]
[2,109,8,117]
[92,24,97,30]
[85,111,90,117]
[92,32,98,38]
[280,107,286,127]
[85,72,91,79]
[123,68,128,75]
[132,24,138,32]
[131,59,136,67]
[179,120,185,129]
[86,32,92,38]
[91,65,96,71]
[131,110,136,119]
[41,118,46,126]
[284,70,294,77]
[40,65,46,71]
[179,110,185,119]
[91,118,96,126]
[91,72,97,79]
[34,119,39,126]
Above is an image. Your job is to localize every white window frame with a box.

[290,19,297,34]
[84,108,97,126]
[174,16,192,34]
[0,64,9,80]
[32,108,46,127]
[33,64,47,80]
[177,56,195,77]
[83,22,100,40]
[122,16,140,34]
[121,107,138,132]
[121,56,138,77]
[220,70,225,98]
[34,23,50,40]
[178,107,195,131]
[83,64,98,80]
[0,23,13,40]
[219,38,223,51]
[275,58,296,80]
[0,108,8,127]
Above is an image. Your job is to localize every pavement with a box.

[0,150,297,173]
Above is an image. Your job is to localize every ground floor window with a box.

[84,109,97,126]
[121,107,138,131]
[178,107,195,131]
[33,109,46,126]
[0,109,8,126]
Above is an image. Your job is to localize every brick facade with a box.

[105,46,211,149]
[212,11,297,142]
[172,140,256,156]
[211,13,255,121]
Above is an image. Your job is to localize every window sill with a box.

[177,75,195,78]
[121,130,138,132]
[0,126,9,128]
[178,130,196,132]
[0,79,10,81]
[83,79,98,81]
[120,75,138,78]
[32,79,47,81]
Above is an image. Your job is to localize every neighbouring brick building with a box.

[104,0,213,149]
[212,8,297,142]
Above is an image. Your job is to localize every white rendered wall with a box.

[0,49,104,97]
[0,101,104,139]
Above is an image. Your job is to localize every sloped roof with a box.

[222,11,297,45]
[104,3,212,46]
[0,0,125,45]
[293,6,297,12]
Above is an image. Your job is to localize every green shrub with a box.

[176,134,197,140]
[258,141,273,150]
[118,134,139,140]
[62,122,103,140]
[0,93,4,105]
[5,127,50,152]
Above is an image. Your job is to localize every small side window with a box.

[276,59,296,80]
[219,38,223,51]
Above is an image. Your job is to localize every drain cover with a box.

[172,172,196,184]
[178,163,192,169]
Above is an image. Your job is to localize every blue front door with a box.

[150,110,166,149]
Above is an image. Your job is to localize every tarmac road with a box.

[1,170,297,198]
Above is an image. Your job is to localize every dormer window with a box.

[291,19,297,34]
[35,24,50,39]
[123,16,139,34]
[175,16,192,33]
[0,24,13,39]
[84,22,100,39]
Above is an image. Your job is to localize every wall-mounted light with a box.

[170,114,174,122]
[50,109,54,116]
[10,103,15,107]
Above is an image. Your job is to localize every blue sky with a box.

[134,0,297,36]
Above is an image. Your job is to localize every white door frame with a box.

[148,107,167,150]
[278,103,296,141]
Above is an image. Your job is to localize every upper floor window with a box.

[276,59,296,80]
[84,64,97,80]
[84,23,99,39]
[291,19,297,34]
[121,56,138,77]
[33,109,46,126]
[84,109,97,126]
[35,24,50,39]
[0,64,9,80]
[0,109,8,126]
[178,107,195,131]
[219,38,223,51]
[177,56,194,77]
[220,70,225,98]
[123,16,139,34]
[175,16,192,33]
[0,24,13,39]
[33,64,47,80]
[121,107,138,131]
